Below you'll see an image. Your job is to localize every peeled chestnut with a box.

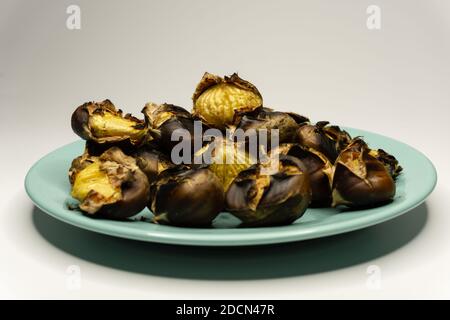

[132,146,175,183]
[225,155,311,227]
[149,166,225,227]
[70,147,150,219]
[142,102,203,158]
[192,72,263,129]
[297,122,339,162]
[332,139,396,208]
[272,144,333,207]
[236,107,309,146]
[369,148,403,179]
[71,100,149,147]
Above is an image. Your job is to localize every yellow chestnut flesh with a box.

[71,161,122,208]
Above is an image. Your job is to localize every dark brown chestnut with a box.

[235,107,309,146]
[132,146,175,183]
[70,147,150,219]
[149,166,225,227]
[142,102,204,158]
[369,148,403,180]
[225,155,311,227]
[297,121,340,162]
[321,123,352,154]
[332,139,396,208]
[272,144,333,207]
[71,100,150,146]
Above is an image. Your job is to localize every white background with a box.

[1,0,449,299]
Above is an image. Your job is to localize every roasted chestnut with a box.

[192,72,263,129]
[297,122,340,162]
[71,100,149,147]
[272,143,333,207]
[369,148,403,179]
[225,155,311,227]
[149,166,225,227]
[70,147,150,219]
[321,123,352,154]
[132,146,175,183]
[195,137,255,191]
[332,139,396,208]
[142,102,204,158]
[236,107,309,146]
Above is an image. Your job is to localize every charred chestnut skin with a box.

[149,166,225,227]
[132,146,174,183]
[297,122,339,162]
[142,103,204,157]
[70,147,150,219]
[273,144,333,207]
[225,155,311,227]
[71,99,148,146]
[369,148,403,179]
[236,107,309,146]
[322,124,352,154]
[332,139,396,208]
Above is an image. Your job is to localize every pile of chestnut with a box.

[69,72,402,228]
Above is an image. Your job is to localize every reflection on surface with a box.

[32,204,427,280]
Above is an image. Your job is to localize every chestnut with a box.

[332,139,396,208]
[71,99,150,146]
[225,155,311,227]
[194,137,255,191]
[369,148,403,179]
[236,107,309,146]
[142,102,203,158]
[272,143,333,207]
[70,147,150,219]
[149,166,225,227]
[192,72,263,129]
[321,123,352,154]
[132,146,175,183]
[297,122,339,162]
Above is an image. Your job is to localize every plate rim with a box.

[25,128,437,246]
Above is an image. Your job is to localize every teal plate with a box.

[25,128,437,246]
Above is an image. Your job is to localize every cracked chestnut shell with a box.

[192,72,263,129]
[236,107,309,147]
[272,144,333,207]
[142,102,204,158]
[322,124,352,154]
[194,137,255,191]
[132,146,175,183]
[297,121,341,162]
[70,147,150,219]
[369,148,403,179]
[225,155,311,227]
[332,139,396,208]
[71,100,149,147]
[149,166,225,227]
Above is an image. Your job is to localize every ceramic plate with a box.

[25,128,437,246]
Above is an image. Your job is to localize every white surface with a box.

[1,0,449,299]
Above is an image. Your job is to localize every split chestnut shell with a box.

[225,155,311,227]
[192,73,263,129]
[71,100,149,147]
[70,147,150,219]
[149,166,225,227]
[332,139,396,208]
